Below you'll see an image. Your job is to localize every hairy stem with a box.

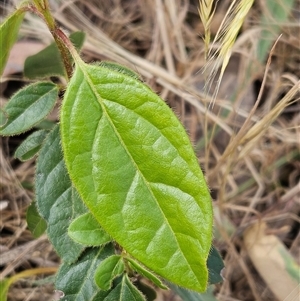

[31,0,74,79]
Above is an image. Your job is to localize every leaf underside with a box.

[36,125,87,263]
[26,202,47,238]
[61,63,213,292]
[55,245,115,301]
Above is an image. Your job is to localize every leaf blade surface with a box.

[0,82,58,136]
[36,125,87,263]
[61,63,213,291]
[56,245,115,301]
[68,212,111,246]
[0,9,25,76]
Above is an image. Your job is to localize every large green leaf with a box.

[55,245,115,301]
[0,8,25,76]
[24,31,85,79]
[61,62,213,292]
[68,212,111,246]
[36,125,87,263]
[0,82,58,136]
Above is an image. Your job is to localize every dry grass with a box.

[1,0,300,300]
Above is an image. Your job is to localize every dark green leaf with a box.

[0,9,25,76]
[0,82,58,136]
[94,255,125,290]
[94,274,146,301]
[36,125,87,263]
[35,119,56,130]
[126,257,168,290]
[61,62,213,292]
[68,212,111,246]
[169,284,218,301]
[207,246,224,284]
[15,129,48,161]
[134,281,156,301]
[26,202,47,238]
[24,31,85,79]
[56,245,115,301]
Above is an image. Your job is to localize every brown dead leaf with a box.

[244,222,299,301]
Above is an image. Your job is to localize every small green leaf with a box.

[207,246,224,284]
[94,255,125,290]
[126,257,168,290]
[36,125,87,263]
[56,245,115,301]
[15,129,48,161]
[169,284,218,301]
[26,202,47,238]
[0,82,58,136]
[0,9,25,76]
[94,274,146,301]
[61,62,213,292]
[68,212,112,246]
[0,278,10,301]
[24,31,85,79]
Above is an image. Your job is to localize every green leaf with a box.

[0,82,58,136]
[61,62,213,292]
[0,9,25,76]
[94,255,125,290]
[36,125,87,263]
[35,119,56,130]
[15,129,49,161]
[134,281,156,301]
[68,212,112,246]
[94,274,146,301]
[24,31,85,79]
[26,202,47,238]
[169,284,218,301]
[99,61,141,81]
[257,0,295,62]
[56,245,115,301]
[126,257,168,290]
[0,278,10,301]
[207,246,224,285]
